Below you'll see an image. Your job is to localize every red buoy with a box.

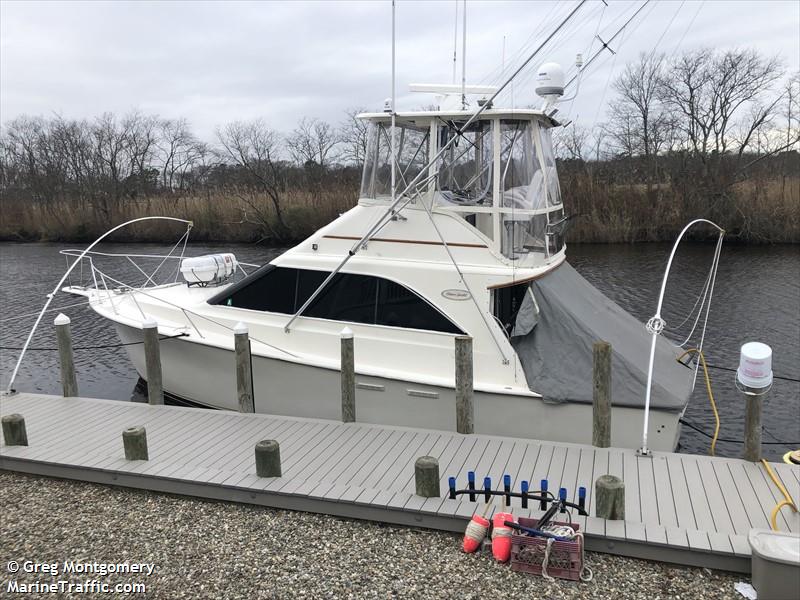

[462,514,489,553]
[491,512,514,562]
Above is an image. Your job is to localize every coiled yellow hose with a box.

[761,458,798,531]
[677,348,720,456]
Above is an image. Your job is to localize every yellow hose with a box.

[761,459,798,531]
[677,350,798,531]
[677,348,720,456]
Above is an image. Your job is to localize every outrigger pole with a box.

[283,0,589,334]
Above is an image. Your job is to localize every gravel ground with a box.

[0,470,746,599]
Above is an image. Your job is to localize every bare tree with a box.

[611,53,669,159]
[285,117,339,168]
[216,118,289,238]
[338,106,370,166]
[659,48,784,181]
[157,118,206,192]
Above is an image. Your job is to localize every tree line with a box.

[1,47,797,244]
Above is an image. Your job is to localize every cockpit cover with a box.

[511,262,692,412]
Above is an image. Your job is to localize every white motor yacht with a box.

[53,82,694,452]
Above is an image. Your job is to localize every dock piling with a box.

[737,342,773,462]
[743,388,764,462]
[2,413,28,446]
[340,328,355,423]
[595,474,625,520]
[255,439,281,477]
[414,456,440,498]
[122,426,148,460]
[142,320,163,405]
[455,335,474,434]
[54,313,78,397]
[234,322,255,413]
[592,340,612,448]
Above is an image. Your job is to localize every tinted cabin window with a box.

[296,268,328,310]
[376,279,461,334]
[218,265,297,313]
[213,266,462,334]
[306,273,378,323]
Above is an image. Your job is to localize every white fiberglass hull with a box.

[116,323,682,451]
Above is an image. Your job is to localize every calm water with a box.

[1,241,798,460]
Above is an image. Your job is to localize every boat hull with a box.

[116,323,683,451]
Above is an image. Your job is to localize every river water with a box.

[1,241,797,460]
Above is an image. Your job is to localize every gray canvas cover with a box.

[511,262,692,412]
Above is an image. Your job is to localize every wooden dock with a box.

[1,392,798,573]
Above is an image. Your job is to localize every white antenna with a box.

[391,0,396,204]
[451,0,459,84]
[461,0,467,109]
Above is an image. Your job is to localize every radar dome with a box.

[535,62,565,99]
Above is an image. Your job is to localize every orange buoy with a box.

[462,514,489,553]
[491,512,514,562]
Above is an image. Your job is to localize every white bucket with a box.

[736,342,773,389]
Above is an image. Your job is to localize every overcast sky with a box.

[1,0,798,139]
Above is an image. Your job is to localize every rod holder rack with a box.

[447,472,588,516]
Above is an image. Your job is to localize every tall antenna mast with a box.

[452,0,459,83]
[391,0,396,204]
[461,0,467,109]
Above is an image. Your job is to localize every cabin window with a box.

[212,266,462,334]
[305,273,378,323]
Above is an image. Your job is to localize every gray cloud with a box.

[2,0,798,139]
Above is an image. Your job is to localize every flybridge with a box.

[357,107,568,264]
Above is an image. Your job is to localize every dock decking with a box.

[1,392,798,573]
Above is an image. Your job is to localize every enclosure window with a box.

[435,120,493,206]
[360,121,430,200]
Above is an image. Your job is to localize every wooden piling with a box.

[255,440,281,477]
[234,322,255,413]
[592,341,612,448]
[340,327,355,423]
[54,313,78,397]
[455,335,474,435]
[1,413,28,446]
[743,387,764,462]
[595,474,625,520]
[122,426,148,460]
[414,456,440,498]
[142,320,163,405]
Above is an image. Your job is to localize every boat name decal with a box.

[441,289,471,301]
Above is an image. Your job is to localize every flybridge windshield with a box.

[360,122,429,199]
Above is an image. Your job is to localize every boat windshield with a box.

[360,121,430,200]
[435,120,493,206]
